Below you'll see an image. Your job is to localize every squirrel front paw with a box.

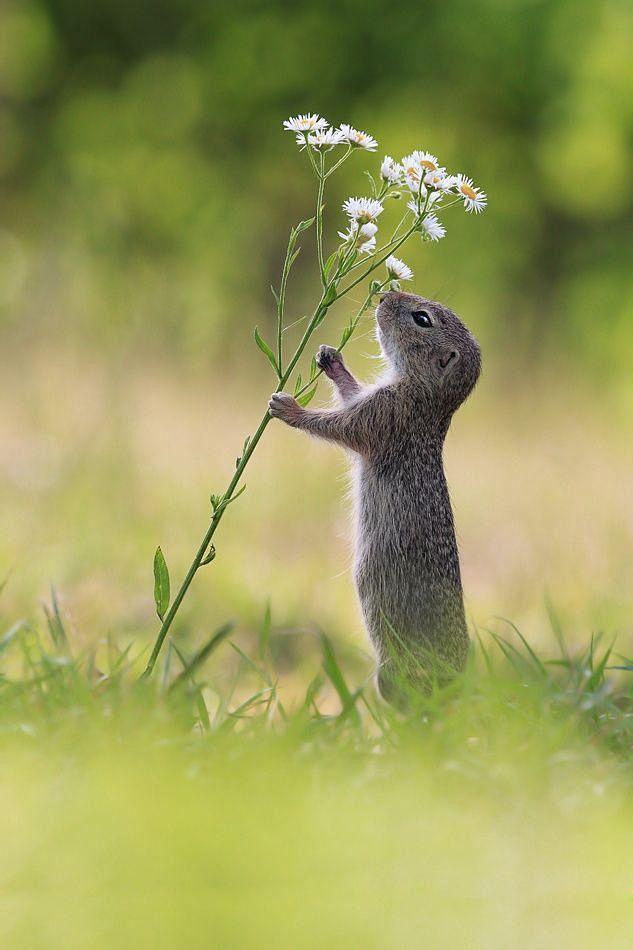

[316,344,344,378]
[268,392,303,426]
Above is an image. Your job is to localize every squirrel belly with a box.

[353,449,469,693]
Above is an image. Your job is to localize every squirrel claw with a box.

[316,344,344,375]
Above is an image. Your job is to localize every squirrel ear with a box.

[438,347,460,375]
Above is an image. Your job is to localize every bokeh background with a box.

[1,0,632,664]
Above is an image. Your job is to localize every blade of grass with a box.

[493,617,547,676]
[167,622,233,693]
[320,632,360,725]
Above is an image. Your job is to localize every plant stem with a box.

[142,291,333,678]
[316,155,326,285]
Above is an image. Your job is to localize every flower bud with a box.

[358,222,378,240]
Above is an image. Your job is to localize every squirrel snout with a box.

[379,290,405,304]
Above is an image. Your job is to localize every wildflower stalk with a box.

[143,289,332,677]
[316,153,326,285]
[143,114,486,677]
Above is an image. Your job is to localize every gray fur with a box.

[269,291,481,703]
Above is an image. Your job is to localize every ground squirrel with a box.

[269,290,481,704]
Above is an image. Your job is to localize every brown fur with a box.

[269,291,481,704]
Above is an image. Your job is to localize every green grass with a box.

[1,597,632,948]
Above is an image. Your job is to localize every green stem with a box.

[142,290,333,678]
[316,154,326,285]
[324,144,352,179]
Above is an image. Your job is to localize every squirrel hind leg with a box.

[376,646,464,710]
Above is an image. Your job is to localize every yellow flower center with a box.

[460,183,477,200]
[420,159,437,170]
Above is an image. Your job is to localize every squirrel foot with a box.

[268,392,303,426]
[316,344,345,378]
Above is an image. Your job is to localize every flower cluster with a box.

[283,114,487,286]
[283,113,377,152]
[384,152,487,216]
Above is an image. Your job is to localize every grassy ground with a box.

[0,599,632,948]
[2,346,633,946]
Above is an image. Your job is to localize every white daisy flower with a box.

[283,113,329,134]
[337,221,378,255]
[358,221,378,241]
[385,256,413,281]
[358,235,376,254]
[380,155,402,183]
[307,128,346,151]
[423,168,456,191]
[342,196,384,223]
[401,155,423,192]
[408,150,440,171]
[455,174,487,213]
[420,214,446,241]
[338,124,378,151]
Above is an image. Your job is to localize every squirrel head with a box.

[376,291,481,416]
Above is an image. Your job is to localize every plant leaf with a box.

[322,283,338,307]
[294,215,315,233]
[323,250,339,280]
[296,382,318,407]
[153,546,171,621]
[254,327,280,377]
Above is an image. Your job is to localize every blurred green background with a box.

[1,0,632,659]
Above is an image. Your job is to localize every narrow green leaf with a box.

[309,356,318,381]
[320,633,360,723]
[323,283,338,307]
[340,323,353,346]
[296,383,318,407]
[43,587,69,649]
[323,250,339,280]
[254,327,280,377]
[168,621,233,692]
[294,215,316,233]
[258,601,272,659]
[0,620,28,656]
[153,546,171,621]
[230,641,272,686]
[293,374,303,396]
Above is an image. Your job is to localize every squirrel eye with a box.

[411,309,432,328]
